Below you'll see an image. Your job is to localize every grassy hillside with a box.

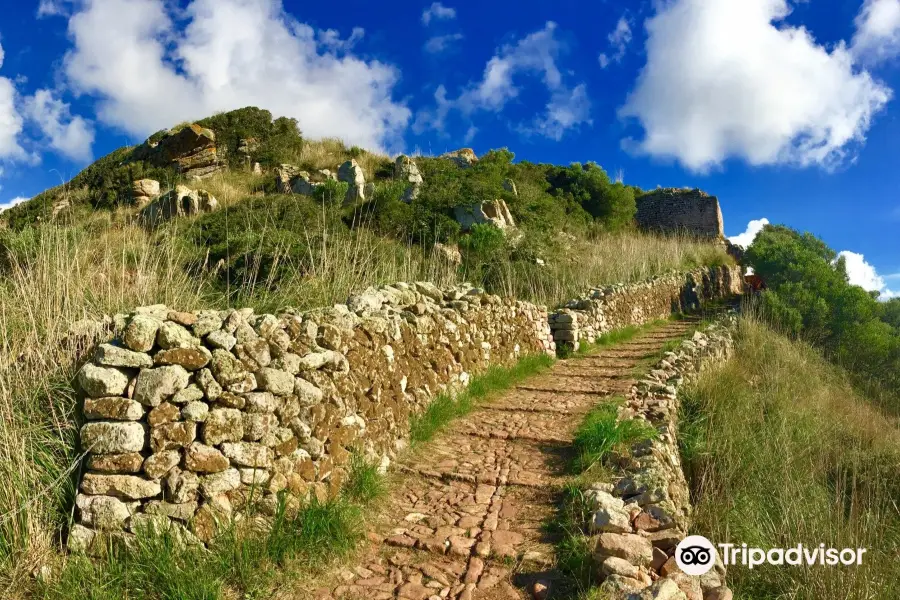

[680,317,900,598]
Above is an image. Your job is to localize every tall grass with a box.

[680,318,900,598]
[571,401,658,473]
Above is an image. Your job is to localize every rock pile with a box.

[140,185,218,225]
[550,266,743,351]
[70,282,553,554]
[586,320,736,600]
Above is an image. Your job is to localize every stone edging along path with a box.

[294,319,736,600]
[69,266,742,553]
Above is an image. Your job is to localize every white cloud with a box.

[0,43,26,161]
[852,0,900,64]
[37,0,71,17]
[416,22,589,141]
[599,16,633,68]
[23,89,95,162]
[620,0,892,172]
[317,27,365,53]
[728,217,770,247]
[425,33,464,54]
[61,0,410,151]
[422,2,456,26]
[838,250,899,300]
[0,196,29,212]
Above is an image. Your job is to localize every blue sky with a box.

[0,0,899,296]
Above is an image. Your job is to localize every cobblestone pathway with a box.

[307,321,693,600]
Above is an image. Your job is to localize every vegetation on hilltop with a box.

[745,224,900,410]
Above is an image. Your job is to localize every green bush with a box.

[196,107,304,168]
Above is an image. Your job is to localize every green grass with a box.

[39,456,386,600]
[545,483,597,598]
[679,317,900,599]
[409,352,555,443]
[571,400,658,473]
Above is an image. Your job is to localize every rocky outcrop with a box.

[549,266,743,350]
[132,179,160,208]
[441,148,478,168]
[587,320,736,600]
[394,155,423,202]
[433,242,462,265]
[275,164,303,194]
[70,282,553,553]
[338,159,367,205]
[502,178,517,197]
[454,199,516,231]
[139,124,223,179]
[140,185,218,225]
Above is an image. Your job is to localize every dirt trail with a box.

[304,321,694,600]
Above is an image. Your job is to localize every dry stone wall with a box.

[69,282,552,554]
[549,266,743,350]
[587,319,736,600]
[635,189,725,238]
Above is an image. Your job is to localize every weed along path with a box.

[300,320,694,600]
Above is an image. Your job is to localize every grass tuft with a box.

[409,353,555,443]
[343,453,386,504]
[571,401,658,473]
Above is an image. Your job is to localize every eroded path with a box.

[304,321,694,600]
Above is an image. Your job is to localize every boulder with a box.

[453,199,515,231]
[394,155,423,202]
[338,159,367,205]
[441,148,478,168]
[275,164,303,194]
[140,185,218,225]
[132,179,160,208]
[153,124,221,178]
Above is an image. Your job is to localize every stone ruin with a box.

[635,188,724,239]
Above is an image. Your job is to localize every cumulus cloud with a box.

[852,0,900,64]
[838,250,898,300]
[422,2,456,26]
[728,217,770,248]
[416,22,589,140]
[599,16,633,69]
[0,43,26,160]
[620,0,892,172]
[61,0,410,151]
[23,89,95,162]
[425,33,464,54]
[0,196,29,212]
[37,0,72,17]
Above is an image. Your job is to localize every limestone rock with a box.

[140,185,218,225]
[68,524,96,554]
[394,155,423,202]
[123,315,161,352]
[440,148,478,168]
[154,346,212,370]
[166,469,200,504]
[294,377,323,406]
[142,450,181,478]
[185,442,230,473]
[78,364,130,398]
[595,533,654,565]
[200,468,241,497]
[221,442,272,468]
[87,452,145,474]
[206,330,236,351]
[150,422,196,452]
[95,343,154,368]
[75,494,134,530]
[256,368,294,396]
[157,322,201,349]
[202,408,244,445]
[181,401,209,422]
[454,199,515,232]
[433,242,462,265]
[83,397,145,421]
[274,164,303,194]
[150,124,221,178]
[338,159,367,205]
[133,365,190,406]
[132,179,160,208]
[631,579,687,600]
[81,422,146,454]
[81,474,161,500]
[144,500,198,521]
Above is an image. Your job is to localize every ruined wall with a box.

[549,266,743,350]
[636,188,725,238]
[586,319,736,599]
[69,282,552,553]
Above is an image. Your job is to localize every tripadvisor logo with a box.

[675,535,868,574]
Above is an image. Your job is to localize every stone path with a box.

[304,321,694,600]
